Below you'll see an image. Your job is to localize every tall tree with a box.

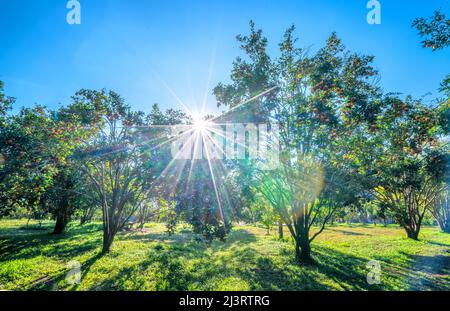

[413,10,450,51]
[0,81,15,184]
[413,9,449,96]
[412,9,450,233]
[0,100,90,233]
[432,187,450,233]
[350,96,448,239]
[71,90,186,252]
[214,23,378,262]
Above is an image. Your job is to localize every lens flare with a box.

[193,117,208,132]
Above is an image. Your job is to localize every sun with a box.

[193,117,209,132]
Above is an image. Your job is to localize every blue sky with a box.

[0,0,449,116]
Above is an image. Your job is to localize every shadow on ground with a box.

[402,252,450,291]
[1,222,447,291]
[0,223,102,263]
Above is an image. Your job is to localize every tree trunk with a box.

[295,236,312,263]
[52,173,75,234]
[102,228,115,253]
[435,215,450,233]
[102,209,120,253]
[80,207,95,226]
[278,221,283,239]
[53,209,70,234]
[79,216,87,226]
[444,223,450,234]
[405,227,419,240]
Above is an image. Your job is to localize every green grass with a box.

[0,219,449,291]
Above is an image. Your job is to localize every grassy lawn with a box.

[0,219,449,291]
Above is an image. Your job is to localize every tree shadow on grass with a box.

[27,251,105,291]
[119,231,193,244]
[90,248,193,290]
[312,245,383,290]
[75,236,381,291]
[119,228,258,250]
[425,240,450,248]
[228,248,304,290]
[327,228,371,236]
[0,224,102,262]
[121,228,402,291]
[2,223,415,291]
[401,252,450,290]
[200,244,380,291]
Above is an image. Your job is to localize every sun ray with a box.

[156,130,197,181]
[152,71,194,118]
[201,133,224,221]
[203,124,248,156]
[208,86,278,123]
